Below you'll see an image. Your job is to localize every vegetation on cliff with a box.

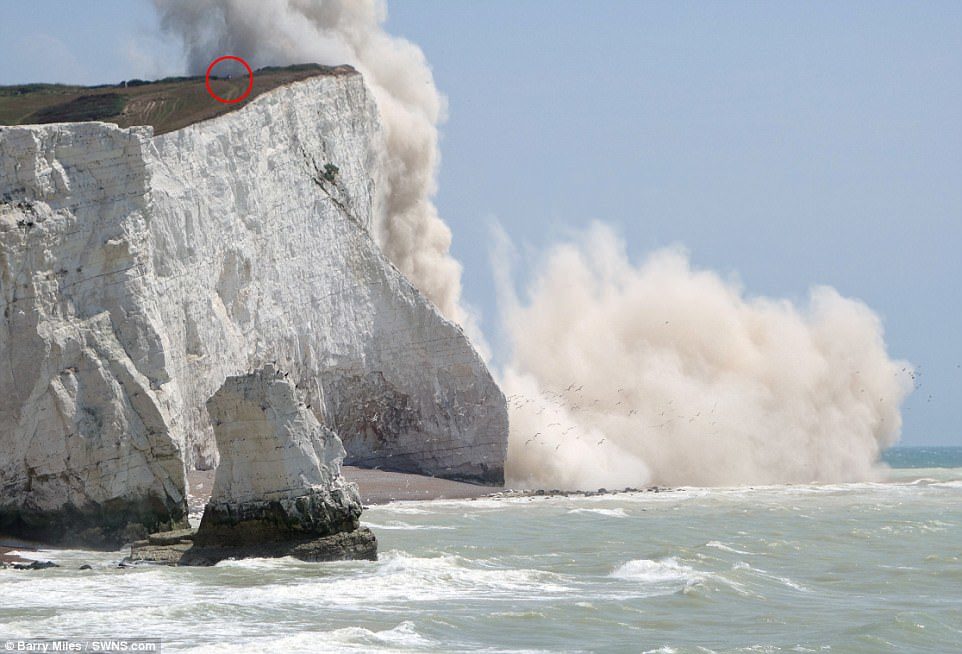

[0,63,355,135]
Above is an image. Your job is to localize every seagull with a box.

[597,438,606,446]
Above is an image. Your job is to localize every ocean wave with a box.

[566,508,629,518]
[930,480,962,489]
[214,556,303,569]
[179,621,436,653]
[610,557,704,586]
[705,541,754,555]
[362,521,455,531]
[731,561,810,592]
[382,506,434,515]
[323,621,437,649]
[213,551,572,608]
[489,610,547,619]
[374,551,570,596]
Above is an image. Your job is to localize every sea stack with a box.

[180,366,376,564]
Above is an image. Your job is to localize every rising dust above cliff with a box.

[152,0,470,329]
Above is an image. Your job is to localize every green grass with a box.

[0,63,356,135]
[29,93,126,124]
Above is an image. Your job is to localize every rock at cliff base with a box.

[128,367,376,565]
[11,560,60,570]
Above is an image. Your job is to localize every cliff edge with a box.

[0,69,507,546]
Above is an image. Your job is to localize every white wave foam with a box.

[705,541,754,555]
[567,508,629,518]
[383,506,434,515]
[931,480,962,489]
[214,556,302,570]
[328,620,436,649]
[610,557,703,586]
[362,521,455,531]
[180,620,435,654]
[214,551,571,608]
[731,561,810,592]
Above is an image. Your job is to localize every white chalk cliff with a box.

[0,69,507,544]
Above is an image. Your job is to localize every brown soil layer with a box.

[0,63,356,136]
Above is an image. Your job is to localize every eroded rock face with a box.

[0,124,186,546]
[0,70,507,545]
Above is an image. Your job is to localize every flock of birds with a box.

[508,363,954,452]
[507,383,728,451]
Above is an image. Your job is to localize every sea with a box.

[2,446,961,653]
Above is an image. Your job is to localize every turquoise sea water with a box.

[882,445,962,469]
[2,448,962,653]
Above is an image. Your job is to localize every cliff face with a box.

[0,71,507,544]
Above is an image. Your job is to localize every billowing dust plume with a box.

[151,1,912,489]
[495,223,913,489]
[152,0,467,323]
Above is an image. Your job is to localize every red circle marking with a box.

[205,56,254,104]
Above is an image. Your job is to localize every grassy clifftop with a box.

[0,64,356,136]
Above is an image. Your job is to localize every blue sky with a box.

[1,1,960,446]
